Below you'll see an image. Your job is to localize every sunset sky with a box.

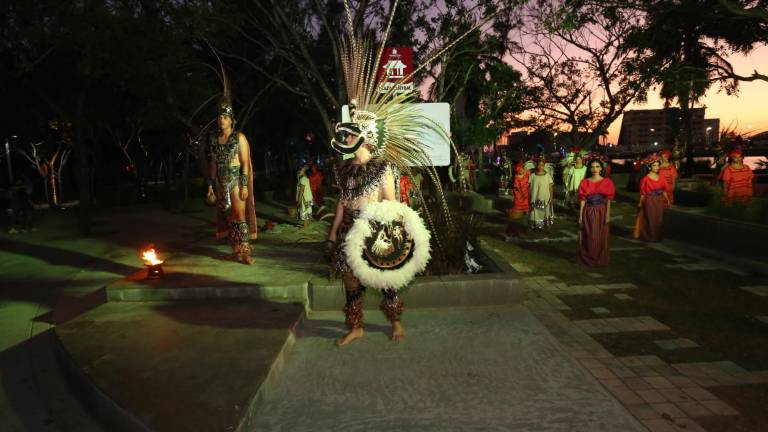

[605,45,768,144]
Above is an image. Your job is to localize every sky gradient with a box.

[606,45,768,144]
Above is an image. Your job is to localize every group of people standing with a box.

[504,148,680,268]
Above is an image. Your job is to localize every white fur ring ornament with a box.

[344,200,431,292]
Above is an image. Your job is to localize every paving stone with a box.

[579,358,604,369]
[621,356,650,367]
[652,365,682,377]
[641,419,678,432]
[659,388,694,403]
[638,355,666,366]
[637,389,667,403]
[608,387,645,405]
[609,366,638,378]
[614,294,633,301]
[632,366,662,377]
[739,285,768,296]
[681,387,718,402]
[654,338,700,350]
[671,361,748,379]
[574,317,669,334]
[643,377,676,389]
[651,402,687,419]
[699,399,739,416]
[586,272,604,278]
[590,307,611,315]
[598,378,627,391]
[666,376,697,388]
[623,377,654,391]
[675,401,713,418]
[690,377,720,387]
[588,367,616,379]
[668,417,707,432]
[626,403,662,420]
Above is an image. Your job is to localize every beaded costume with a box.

[209,97,258,264]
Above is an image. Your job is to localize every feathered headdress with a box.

[561,146,587,166]
[727,148,743,159]
[332,1,504,238]
[641,153,660,166]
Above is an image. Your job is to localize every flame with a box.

[141,248,164,266]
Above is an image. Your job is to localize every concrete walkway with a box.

[250,306,646,432]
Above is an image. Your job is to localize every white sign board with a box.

[341,103,451,166]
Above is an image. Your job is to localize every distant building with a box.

[751,131,768,147]
[618,108,719,151]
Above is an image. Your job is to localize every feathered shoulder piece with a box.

[335,158,395,202]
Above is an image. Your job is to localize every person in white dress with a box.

[529,158,555,230]
[563,154,587,209]
[295,166,314,227]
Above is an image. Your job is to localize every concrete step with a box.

[309,273,525,311]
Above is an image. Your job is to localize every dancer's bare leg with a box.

[381,289,405,342]
[391,320,405,342]
[229,186,252,264]
[336,272,364,346]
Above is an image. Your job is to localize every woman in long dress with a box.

[634,156,670,242]
[577,159,615,266]
[658,149,677,206]
[509,162,530,218]
[529,158,554,230]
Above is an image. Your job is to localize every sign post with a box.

[377,47,414,94]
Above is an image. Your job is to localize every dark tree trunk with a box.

[679,97,694,178]
[74,130,91,235]
[183,136,191,201]
[74,93,91,235]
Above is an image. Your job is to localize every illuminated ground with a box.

[1,193,767,431]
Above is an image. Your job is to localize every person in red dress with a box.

[720,149,754,205]
[308,161,324,206]
[577,159,615,266]
[504,162,530,239]
[510,162,530,218]
[634,155,670,242]
[658,149,678,206]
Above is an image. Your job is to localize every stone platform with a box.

[105,234,526,312]
[55,300,304,432]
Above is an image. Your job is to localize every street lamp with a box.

[705,126,712,148]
